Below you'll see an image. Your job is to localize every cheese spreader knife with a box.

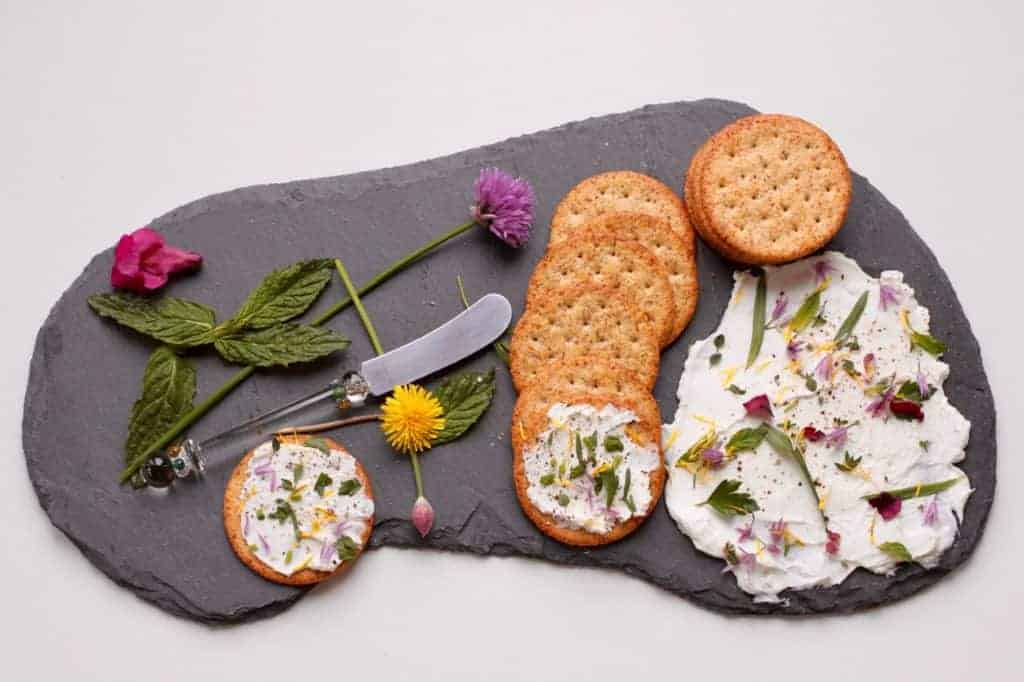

[138,293,512,488]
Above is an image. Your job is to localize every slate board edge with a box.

[21,98,996,623]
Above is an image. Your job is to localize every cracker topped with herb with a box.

[223,434,375,586]
[512,390,665,546]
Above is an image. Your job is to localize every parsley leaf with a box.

[336,535,360,562]
[337,478,362,496]
[314,472,333,497]
[699,479,760,516]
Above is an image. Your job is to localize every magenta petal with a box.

[803,426,825,442]
[869,492,902,520]
[743,394,773,420]
[144,244,202,277]
[826,530,841,555]
[109,227,201,293]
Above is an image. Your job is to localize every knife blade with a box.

[360,292,512,395]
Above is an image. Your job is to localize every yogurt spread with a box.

[239,439,374,576]
[523,404,661,534]
[663,252,972,602]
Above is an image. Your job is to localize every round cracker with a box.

[584,212,699,339]
[526,229,677,346]
[684,137,748,263]
[696,114,852,264]
[508,285,660,392]
[223,434,375,587]
[549,170,695,250]
[511,390,665,547]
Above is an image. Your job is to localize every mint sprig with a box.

[89,294,219,347]
[431,369,496,445]
[125,347,196,467]
[213,323,349,367]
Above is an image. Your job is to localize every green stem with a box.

[410,451,424,499]
[312,220,476,326]
[118,219,479,482]
[335,259,384,356]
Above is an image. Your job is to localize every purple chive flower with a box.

[922,498,939,526]
[724,547,758,574]
[472,167,535,248]
[879,283,901,311]
[257,532,270,554]
[320,541,335,564]
[411,496,435,538]
[916,372,930,399]
[769,293,789,325]
[243,513,250,537]
[814,259,836,284]
[787,340,804,359]
[867,388,894,419]
[743,394,773,420]
[701,448,725,469]
[869,492,902,521]
[269,470,278,492]
[825,426,849,449]
[766,542,782,556]
[816,353,835,382]
[770,518,787,543]
[737,520,754,543]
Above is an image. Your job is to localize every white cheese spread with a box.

[663,252,972,602]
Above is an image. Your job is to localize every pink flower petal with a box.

[109,227,202,293]
[826,530,841,555]
[803,426,825,442]
[743,394,773,421]
[868,492,902,521]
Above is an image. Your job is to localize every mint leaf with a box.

[228,259,333,330]
[431,369,496,445]
[89,293,218,347]
[603,435,624,452]
[214,323,349,367]
[124,347,196,465]
[699,479,760,516]
[337,479,361,496]
[314,473,332,497]
[336,535,360,562]
[878,541,913,563]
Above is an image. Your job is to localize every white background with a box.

[2,1,1020,680]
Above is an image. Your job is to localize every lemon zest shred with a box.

[292,554,313,572]
[665,428,681,450]
[693,414,717,427]
[719,366,739,388]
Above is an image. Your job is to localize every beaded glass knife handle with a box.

[137,293,513,488]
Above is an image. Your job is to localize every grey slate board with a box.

[22,99,996,622]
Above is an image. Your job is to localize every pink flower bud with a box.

[411,496,434,538]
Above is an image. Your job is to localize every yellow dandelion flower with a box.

[380,384,445,455]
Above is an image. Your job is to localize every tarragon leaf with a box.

[725,425,768,455]
[746,271,766,368]
[124,347,197,465]
[431,369,496,445]
[304,437,332,454]
[699,479,760,516]
[228,259,333,330]
[878,541,913,563]
[764,425,821,509]
[214,323,349,367]
[787,288,823,336]
[910,330,947,356]
[862,477,961,502]
[337,479,362,496]
[834,291,869,344]
[89,293,218,347]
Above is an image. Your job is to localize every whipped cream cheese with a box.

[664,252,972,602]
[240,440,374,576]
[524,404,660,534]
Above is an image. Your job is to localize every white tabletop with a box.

[2,2,1018,680]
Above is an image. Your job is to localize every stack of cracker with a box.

[508,170,698,393]
[506,171,697,546]
[684,114,852,264]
